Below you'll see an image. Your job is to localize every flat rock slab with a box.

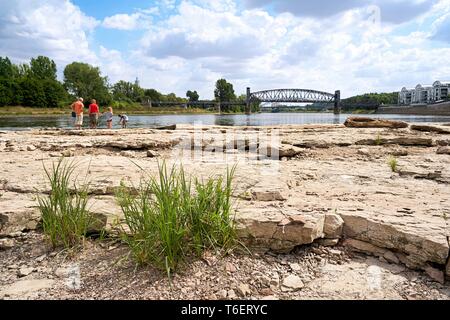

[0,279,55,298]
[340,210,449,267]
[236,205,325,252]
[344,117,409,129]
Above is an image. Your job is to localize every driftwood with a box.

[344,117,408,129]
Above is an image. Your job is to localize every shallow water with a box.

[0,113,449,130]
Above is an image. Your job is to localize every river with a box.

[0,113,449,130]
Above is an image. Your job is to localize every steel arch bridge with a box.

[249,88,335,104]
[245,87,341,114]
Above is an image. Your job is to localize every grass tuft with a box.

[116,161,237,275]
[388,156,398,172]
[37,159,94,249]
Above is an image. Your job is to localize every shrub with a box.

[116,161,237,275]
[37,159,95,248]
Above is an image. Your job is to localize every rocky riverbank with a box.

[1,121,450,299]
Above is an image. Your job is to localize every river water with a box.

[0,113,449,130]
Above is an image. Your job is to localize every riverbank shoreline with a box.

[377,101,450,116]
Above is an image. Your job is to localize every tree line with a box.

[0,55,256,113]
[342,92,398,107]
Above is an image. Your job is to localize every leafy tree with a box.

[214,79,236,103]
[144,88,163,102]
[186,90,199,102]
[42,80,66,108]
[0,57,14,79]
[63,62,111,105]
[20,78,46,107]
[30,56,57,80]
[112,80,134,101]
[0,79,13,106]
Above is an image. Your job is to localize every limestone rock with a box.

[18,267,34,277]
[356,137,433,147]
[323,213,344,239]
[227,289,237,299]
[344,117,408,129]
[341,211,449,268]
[61,149,74,157]
[146,150,158,158]
[383,251,400,264]
[281,275,304,291]
[251,188,286,201]
[357,148,370,156]
[424,265,445,284]
[343,238,387,257]
[236,283,251,297]
[259,143,304,158]
[0,238,15,250]
[410,124,450,134]
[0,279,55,297]
[0,193,41,236]
[437,146,450,155]
[316,238,340,247]
[446,260,450,278]
[236,206,325,252]
[120,151,134,157]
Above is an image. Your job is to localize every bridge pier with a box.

[246,87,251,115]
[334,90,341,115]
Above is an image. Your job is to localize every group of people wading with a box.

[70,97,129,130]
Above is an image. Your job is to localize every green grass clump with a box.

[116,161,237,275]
[37,159,94,249]
[375,133,383,146]
[388,156,398,172]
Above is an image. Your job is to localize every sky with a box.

[0,0,450,99]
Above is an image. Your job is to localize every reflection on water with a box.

[0,113,449,130]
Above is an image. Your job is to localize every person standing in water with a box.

[88,99,100,129]
[71,97,84,130]
[118,114,129,128]
[103,107,114,129]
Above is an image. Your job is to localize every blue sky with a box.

[1,0,450,98]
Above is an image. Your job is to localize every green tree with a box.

[63,62,111,105]
[214,79,236,103]
[20,78,46,107]
[112,80,134,101]
[30,56,57,80]
[0,57,14,79]
[144,88,162,102]
[186,90,199,102]
[0,79,13,106]
[42,79,66,108]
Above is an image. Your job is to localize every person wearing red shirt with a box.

[88,99,100,129]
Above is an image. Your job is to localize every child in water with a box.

[103,107,114,129]
[118,114,129,128]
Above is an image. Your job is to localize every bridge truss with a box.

[249,89,335,104]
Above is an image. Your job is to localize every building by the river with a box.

[398,81,450,105]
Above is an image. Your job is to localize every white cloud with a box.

[0,0,99,65]
[102,12,151,30]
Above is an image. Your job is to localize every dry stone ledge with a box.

[437,146,450,155]
[340,211,449,269]
[235,206,325,253]
[355,137,433,147]
[323,213,344,239]
[410,124,450,134]
[0,193,40,236]
[344,117,409,129]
